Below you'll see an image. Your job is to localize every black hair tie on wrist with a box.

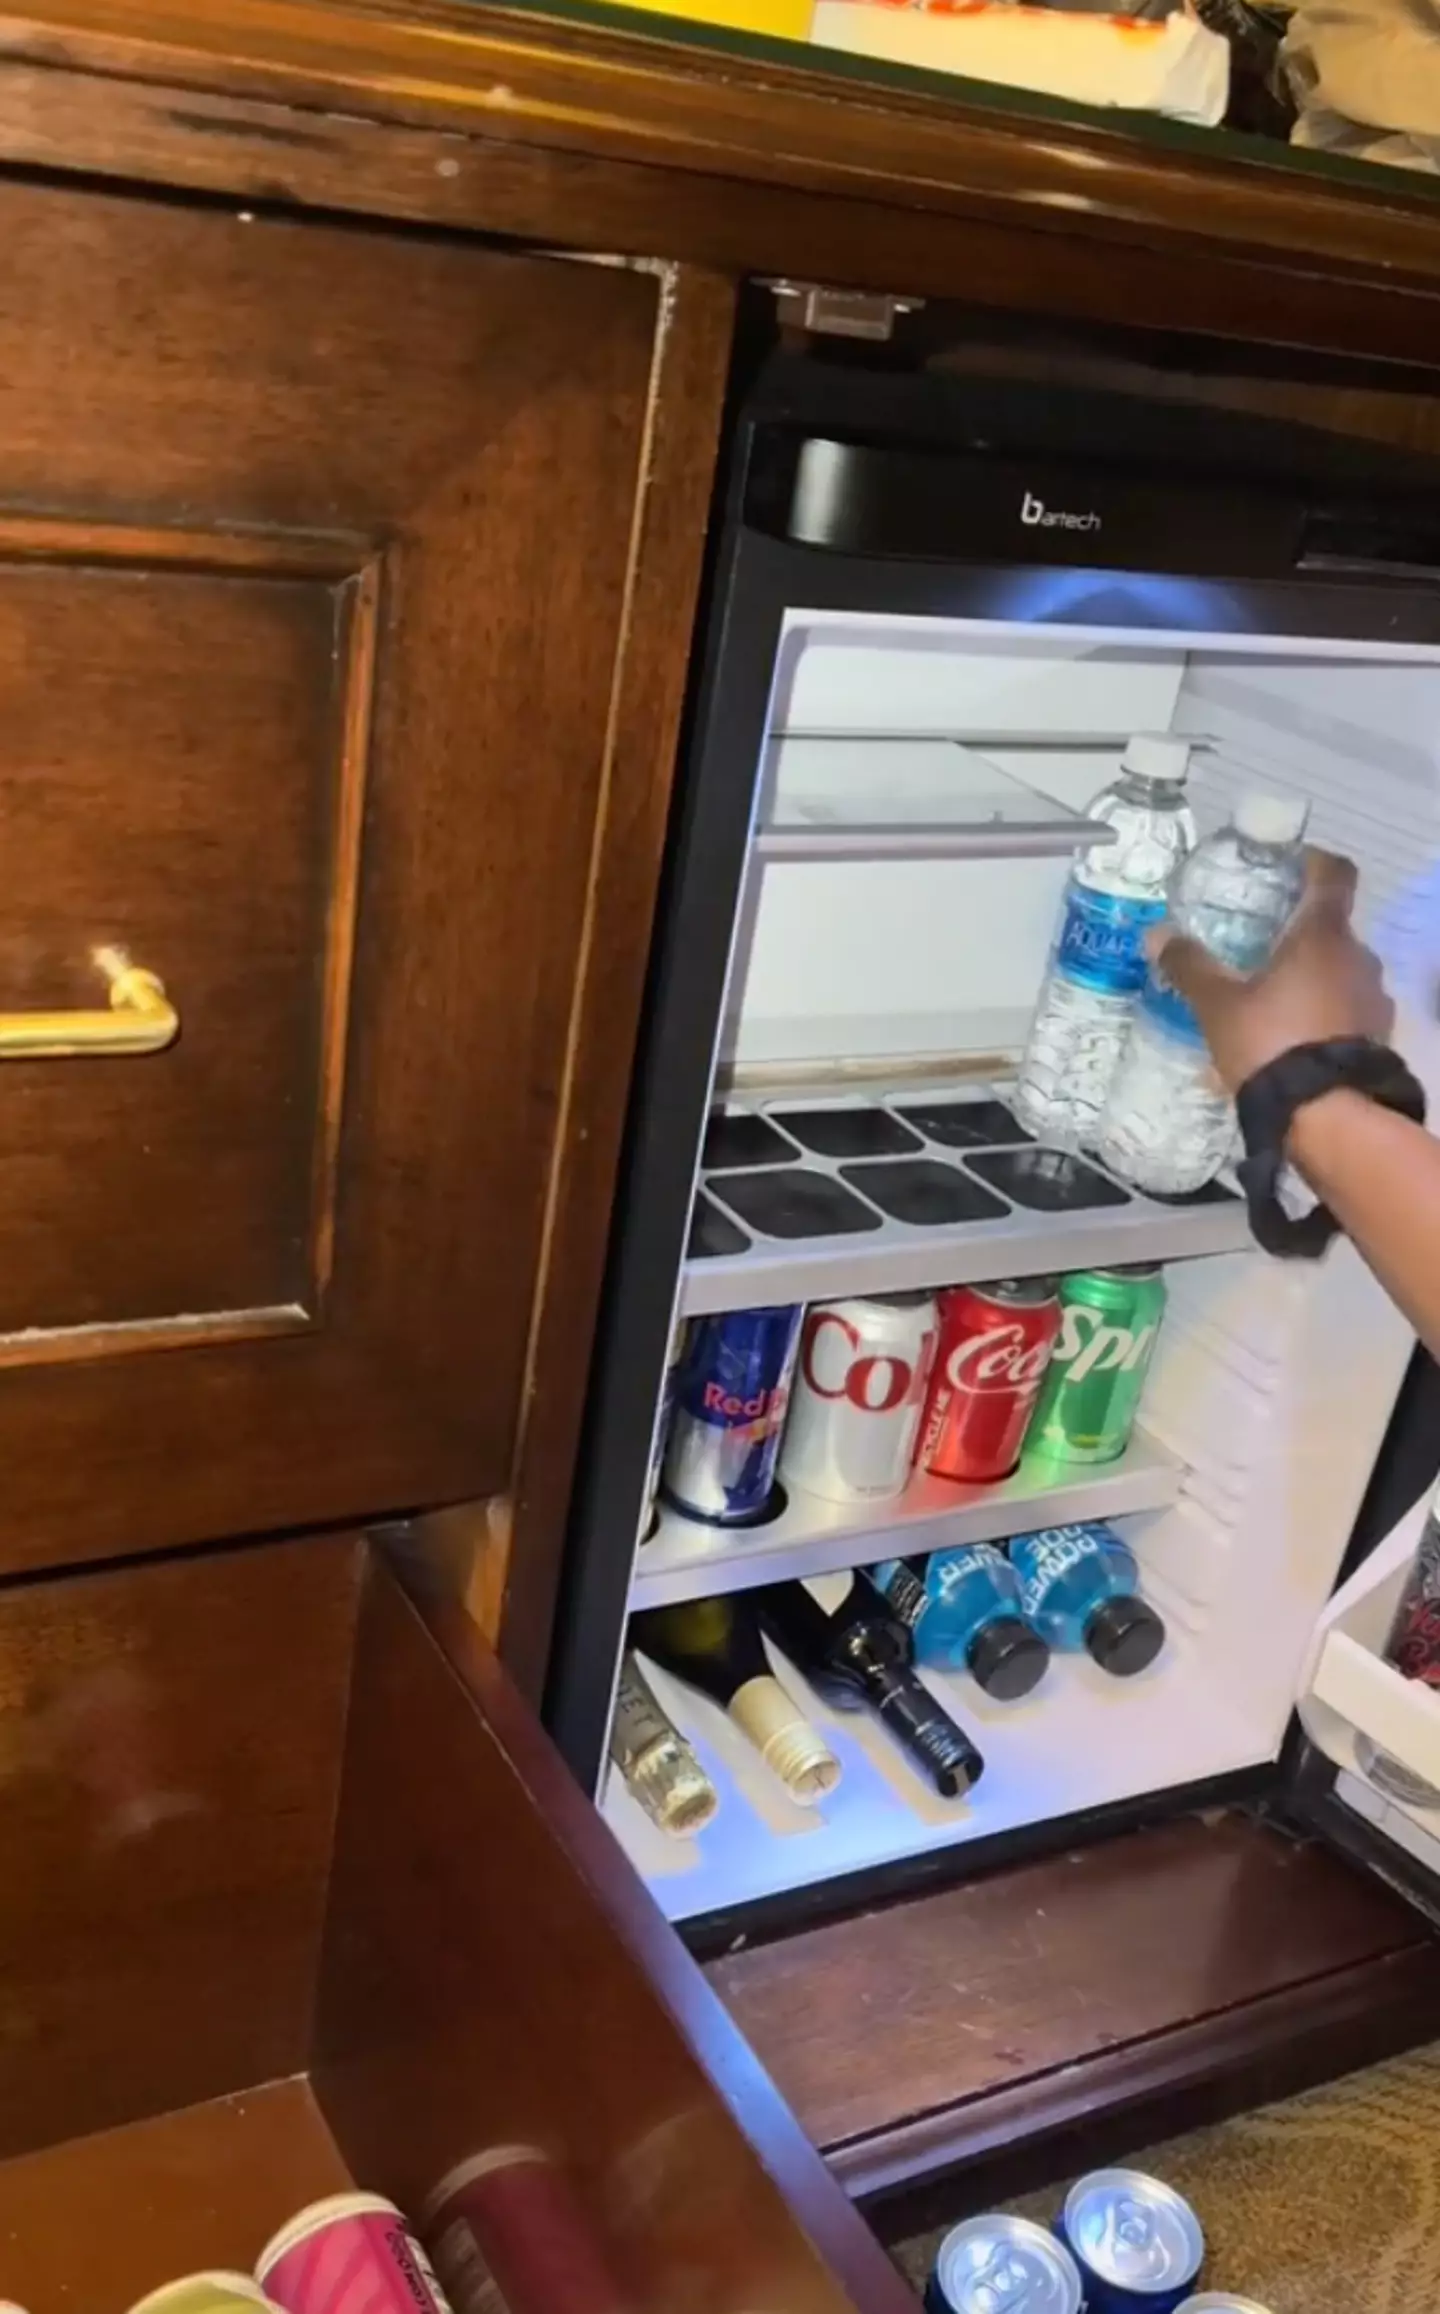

[1235,1037,1427,1259]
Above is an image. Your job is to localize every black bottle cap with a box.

[1085,1594,1166,1678]
[966,1615,1050,1701]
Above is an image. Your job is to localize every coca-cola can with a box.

[779,1292,939,1503]
[920,1278,1061,1484]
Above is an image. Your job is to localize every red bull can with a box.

[661,1303,803,1524]
[1059,2169,1204,2313]
[1176,2299,1273,2313]
[926,2214,1083,2314]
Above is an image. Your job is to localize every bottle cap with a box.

[1121,734,1190,787]
[1085,1595,1166,1678]
[967,1614,1050,1701]
[626,1744,720,1839]
[730,1674,842,1804]
[1234,789,1308,847]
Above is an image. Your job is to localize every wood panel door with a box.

[0,177,675,1579]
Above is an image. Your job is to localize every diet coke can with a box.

[780,1293,938,1503]
[920,1278,1060,1483]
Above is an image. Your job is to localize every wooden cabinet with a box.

[0,177,698,1585]
[0,1534,909,2314]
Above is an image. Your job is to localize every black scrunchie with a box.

[1236,1037,1427,1259]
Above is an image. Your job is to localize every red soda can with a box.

[920,1278,1060,1483]
[423,2148,626,2314]
[779,1292,938,1503]
[258,2195,453,2314]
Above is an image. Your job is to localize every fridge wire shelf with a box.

[632,1425,1182,1608]
[683,1086,1250,1315]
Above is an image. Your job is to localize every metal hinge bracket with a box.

[762,280,923,341]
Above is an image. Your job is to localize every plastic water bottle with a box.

[1014,736,1197,1147]
[1097,791,1309,1197]
[1006,1520,1166,1677]
[868,1544,1050,1698]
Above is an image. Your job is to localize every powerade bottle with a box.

[1006,1521,1165,1678]
[1098,790,1309,1196]
[1013,736,1196,1149]
[869,1546,1050,1699]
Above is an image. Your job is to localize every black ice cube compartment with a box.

[838,1159,1011,1229]
[687,1192,753,1260]
[894,1097,1033,1150]
[966,1147,1131,1214]
[770,1105,923,1160]
[710,1165,885,1241]
[702,1111,802,1170]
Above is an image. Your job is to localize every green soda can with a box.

[1026,1264,1166,1464]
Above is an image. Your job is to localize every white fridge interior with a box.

[600,610,1440,1927]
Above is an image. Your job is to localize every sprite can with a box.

[1026,1264,1165,1464]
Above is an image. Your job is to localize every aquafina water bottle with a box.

[1013,736,1196,1148]
[1097,790,1309,1197]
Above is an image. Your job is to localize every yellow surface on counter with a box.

[607,0,811,33]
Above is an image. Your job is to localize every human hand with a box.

[1147,846,1395,1095]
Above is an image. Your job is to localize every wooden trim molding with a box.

[1,4,1440,363]
[498,261,735,1697]
[709,1815,1440,2210]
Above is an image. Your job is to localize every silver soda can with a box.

[780,1292,938,1503]
[1176,2298,1274,2313]
[926,2215,1083,2314]
[1060,2170,1204,2314]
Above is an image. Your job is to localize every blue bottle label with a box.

[928,1543,1009,1602]
[1009,1522,1118,1619]
[871,1558,925,1633]
[1139,967,1205,1046]
[1054,885,1165,997]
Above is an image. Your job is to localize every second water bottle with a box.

[1098,790,1308,1196]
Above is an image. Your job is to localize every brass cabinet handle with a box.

[0,946,178,1059]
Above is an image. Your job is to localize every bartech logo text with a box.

[1020,490,1102,534]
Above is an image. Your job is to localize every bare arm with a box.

[1152,846,1440,1358]
[1287,1093,1440,1360]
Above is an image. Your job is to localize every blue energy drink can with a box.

[661,1304,802,1524]
[1176,2298,1273,2313]
[1060,2170,1204,2313]
[926,2215,1083,2314]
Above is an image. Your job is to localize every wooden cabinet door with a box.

[0,178,673,1577]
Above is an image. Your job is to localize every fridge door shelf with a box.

[633,1426,1181,1608]
[755,733,1113,864]
[1310,1628,1440,1803]
[684,1092,1250,1315]
[1296,1488,1440,1835]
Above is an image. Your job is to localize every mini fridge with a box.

[546,349,1440,1946]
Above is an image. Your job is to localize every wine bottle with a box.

[609,1651,719,1837]
[631,1597,841,1805]
[757,1576,984,1799]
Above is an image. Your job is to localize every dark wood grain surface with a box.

[3,0,1440,280]
[0,176,663,1577]
[0,8,1437,365]
[709,1815,1440,2204]
[0,2081,353,2314]
[498,262,735,1697]
[0,1535,358,2161]
[316,1567,914,2314]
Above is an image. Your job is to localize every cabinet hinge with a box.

[762,280,923,341]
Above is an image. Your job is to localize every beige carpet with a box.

[892,2045,1440,2313]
